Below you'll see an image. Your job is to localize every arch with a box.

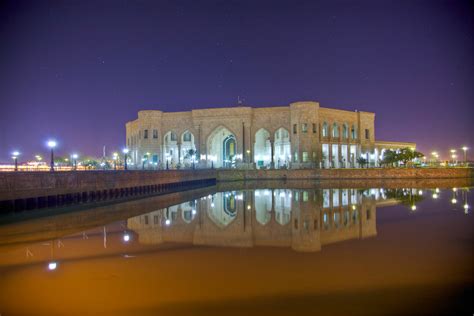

[332,123,339,138]
[206,192,237,228]
[255,189,272,225]
[207,126,237,168]
[322,122,328,137]
[164,131,179,167]
[342,123,349,139]
[274,189,292,225]
[180,130,196,167]
[274,127,291,169]
[254,128,271,169]
[181,200,196,223]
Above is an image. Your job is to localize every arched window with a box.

[351,125,357,139]
[183,131,192,142]
[332,123,339,138]
[322,122,328,137]
[342,124,348,139]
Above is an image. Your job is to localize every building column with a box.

[328,144,332,168]
[177,142,182,164]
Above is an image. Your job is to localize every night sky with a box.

[0,0,472,162]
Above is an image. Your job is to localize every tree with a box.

[381,149,398,167]
[398,148,424,167]
[357,157,368,168]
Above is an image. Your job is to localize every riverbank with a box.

[0,168,472,212]
[216,167,474,181]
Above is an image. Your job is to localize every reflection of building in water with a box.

[127,188,380,252]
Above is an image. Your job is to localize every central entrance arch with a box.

[207,126,237,168]
[254,128,271,169]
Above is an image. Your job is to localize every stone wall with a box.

[0,170,216,201]
[217,168,474,182]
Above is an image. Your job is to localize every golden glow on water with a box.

[0,184,472,315]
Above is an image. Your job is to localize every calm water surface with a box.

[0,181,472,316]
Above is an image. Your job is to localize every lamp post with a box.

[47,140,57,172]
[461,146,468,166]
[72,154,78,170]
[12,151,20,171]
[113,152,118,170]
[450,149,456,165]
[122,148,129,170]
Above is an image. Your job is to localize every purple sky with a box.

[0,0,473,162]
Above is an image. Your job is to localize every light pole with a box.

[462,146,468,166]
[113,152,118,170]
[12,151,20,171]
[72,154,78,170]
[450,149,456,165]
[122,148,129,170]
[47,140,57,172]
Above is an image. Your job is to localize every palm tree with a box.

[356,157,368,168]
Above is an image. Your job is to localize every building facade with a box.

[125,101,415,169]
[127,188,380,252]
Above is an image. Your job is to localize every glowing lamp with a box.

[48,262,58,271]
[47,140,57,148]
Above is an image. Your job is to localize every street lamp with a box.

[72,154,78,170]
[461,146,468,165]
[450,149,456,164]
[47,140,57,171]
[11,151,20,171]
[113,152,118,170]
[122,148,129,170]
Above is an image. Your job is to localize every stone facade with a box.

[126,101,415,169]
[127,188,379,252]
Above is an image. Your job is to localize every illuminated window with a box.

[322,122,328,137]
[332,123,339,138]
[302,151,308,162]
[302,123,307,133]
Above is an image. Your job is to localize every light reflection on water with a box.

[0,184,472,316]
[0,186,471,265]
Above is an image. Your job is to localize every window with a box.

[351,125,357,139]
[152,154,158,163]
[154,215,159,224]
[342,124,348,139]
[144,129,148,139]
[183,132,192,142]
[303,191,308,201]
[153,129,158,139]
[365,129,370,140]
[127,138,130,146]
[312,123,317,133]
[144,215,149,225]
[294,151,298,162]
[367,209,371,220]
[332,123,339,138]
[322,122,328,137]
[294,219,298,229]
[139,130,141,139]
[293,124,297,134]
[302,151,308,162]
[170,132,177,141]
[302,123,307,133]
[314,219,318,230]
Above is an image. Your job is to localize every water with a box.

[0,181,472,315]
